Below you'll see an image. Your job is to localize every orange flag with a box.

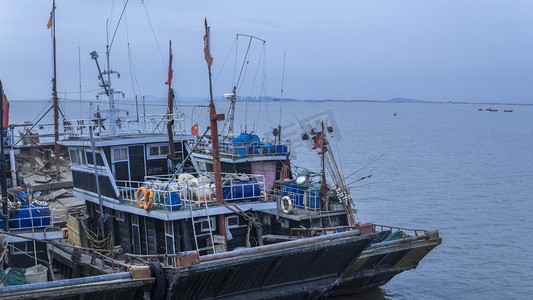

[165,49,173,85]
[47,5,55,29]
[203,19,213,67]
[2,94,9,127]
[191,124,199,136]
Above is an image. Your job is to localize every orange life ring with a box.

[142,189,154,211]
[260,190,268,201]
[136,187,154,210]
[136,187,147,208]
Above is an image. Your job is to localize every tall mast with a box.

[277,51,286,144]
[166,40,176,163]
[0,80,8,232]
[52,0,60,179]
[320,122,327,209]
[204,19,227,244]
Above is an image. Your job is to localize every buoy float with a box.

[281,196,292,214]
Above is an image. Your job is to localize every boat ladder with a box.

[189,200,216,255]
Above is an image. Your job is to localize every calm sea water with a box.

[9,99,533,299]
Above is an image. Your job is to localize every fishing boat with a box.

[2,2,441,297]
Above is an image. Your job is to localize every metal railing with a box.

[62,114,187,138]
[289,225,358,238]
[271,184,322,211]
[124,251,199,268]
[195,139,291,158]
[91,251,132,272]
[372,224,429,237]
[116,172,267,211]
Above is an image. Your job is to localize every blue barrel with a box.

[234,146,247,157]
[232,133,252,145]
[275,145,288,155]
[166,192,181,211]
[250,134,260,144]
[223,181,261,201]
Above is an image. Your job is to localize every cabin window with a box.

[164,221,175,255]
[86,151,105,167]
[78,149,87,165]
[116,211,125,222]
[131,214,141,254]
[198,160,207,172]
[226,215,242,229]
[147,144,170,159]
[113,147,128,162]
[200,217,216,232]
[11,242,33,254]
[69,149,79,165]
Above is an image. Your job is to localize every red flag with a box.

[203,20,213,67]
[47,5,55,29]
[191,124,199,136]
[165,51,173,85]
[313,132,323,149]
[2,94,9,128]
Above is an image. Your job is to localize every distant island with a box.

[231,96,532,106]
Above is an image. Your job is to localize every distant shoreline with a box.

[10,98,532,107]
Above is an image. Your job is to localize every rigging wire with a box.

[123,5,142,97]
[141,0,167,70]
[213,38,237,88]
[278,52,286,133]
[108,0,129,54]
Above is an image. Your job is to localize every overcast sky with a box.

[1,0,532,103]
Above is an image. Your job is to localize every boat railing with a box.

[372,224,429,237]
[124,251,199,268]
[91,251,132,273]
[116,172,267,211]
[5,204,53,230]
[270,184,322,212]
[195,139,291,158]
[289,225,358,238]
[62,113,187,139]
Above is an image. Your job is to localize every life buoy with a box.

[260,190,268,201]
[136,187,147,208]
[281,196,292,214]
[143,189,154,210]
[136,187,154,210]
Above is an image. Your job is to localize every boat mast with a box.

[51,0,60,179]
[204,19,227,244]
[320,122,327,209]
[166,40,176,165]
[277,51,286,144]
[0,80,8,232]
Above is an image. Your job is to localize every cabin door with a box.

[129,145,146,182]
[111,147,130,181]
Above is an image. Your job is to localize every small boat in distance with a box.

[478,108,483,111]
[486,108,498,112]
[504,109,513,112]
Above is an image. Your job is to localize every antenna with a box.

[278,51,286,143]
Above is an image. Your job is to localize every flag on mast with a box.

[191,124,199,136]
[47,3,55,29]
[165,50,173,85]
[203,19,213,67]
[2,93,9,128]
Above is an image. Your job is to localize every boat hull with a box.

[163,233,376,299]
[328,232,442,296]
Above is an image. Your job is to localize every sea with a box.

[9,99,533,299]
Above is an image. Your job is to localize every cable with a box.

[141,1,167,70]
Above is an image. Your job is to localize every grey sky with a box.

[1,0,532,103]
